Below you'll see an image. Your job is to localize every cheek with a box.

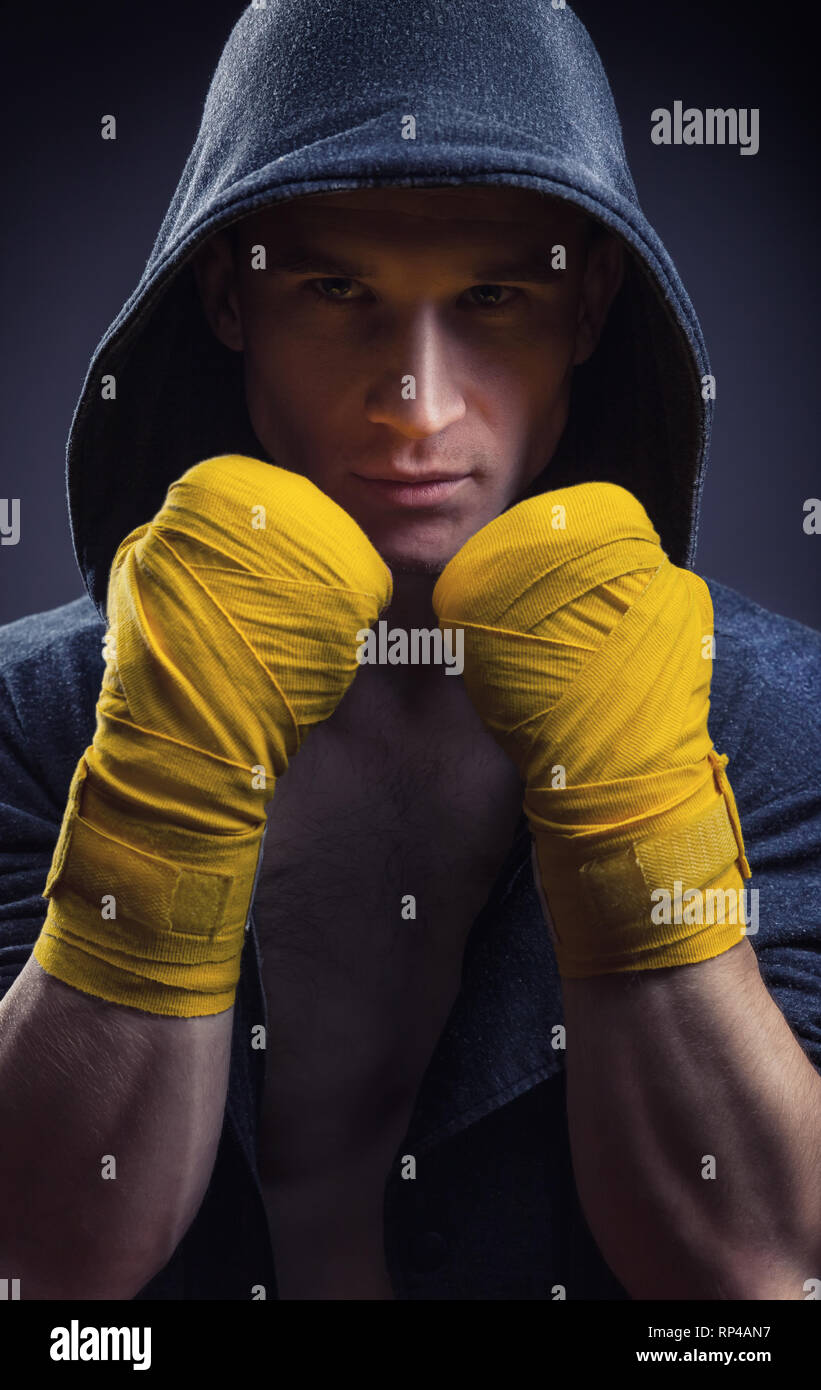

[241,330,326,426]
[481,302,579,388]
[241,304,350,405]
[239,333,346,470]
[476,338,571,438]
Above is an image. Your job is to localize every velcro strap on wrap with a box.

[535,749,753,976]
[35,751,265,1012]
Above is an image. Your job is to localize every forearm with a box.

[0,955,232,1299]
[561,938,821,1300]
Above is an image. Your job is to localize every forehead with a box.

[240,184,587,244]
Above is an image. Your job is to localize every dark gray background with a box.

[1,1,818,628]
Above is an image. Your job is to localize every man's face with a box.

[194,185,623,573]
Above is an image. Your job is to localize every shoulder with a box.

[0,596,104,816]
[708,576,821,680]
[703,579,821,1071]
[0,594,104,676]
[703,577,820,791]
[0,597,105,998]
[702,575,819,827]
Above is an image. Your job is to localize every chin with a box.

[357,502,505,575]
[362,525,465,576]
[380,554,447,577]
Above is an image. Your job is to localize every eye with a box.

[462,284,519,309]
[308,277,367,302]
[305,278,520,310]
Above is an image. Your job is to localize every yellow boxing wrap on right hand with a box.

[33,455,393,1016]
[432,481,752,978]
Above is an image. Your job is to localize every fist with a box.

[101,454,393,797]
[432,481,750,976]
[432,480,697,794]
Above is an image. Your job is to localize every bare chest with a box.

[253,711,523,1298]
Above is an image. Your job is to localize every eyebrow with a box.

[266,243,564,283]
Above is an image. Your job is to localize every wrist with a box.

[34,749,266,1017]
[532,750,752,978]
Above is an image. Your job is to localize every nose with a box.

[364,303,467,438]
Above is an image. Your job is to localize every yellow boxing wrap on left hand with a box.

[432,482,752,978]
[34,455,393,1016]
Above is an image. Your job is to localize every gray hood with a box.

[65,0,711,621]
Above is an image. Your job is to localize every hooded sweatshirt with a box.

[1,0,820,1300]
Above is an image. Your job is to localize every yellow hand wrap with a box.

[432,482,751,978]
[34,455,392,1015]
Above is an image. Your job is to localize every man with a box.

[0,0,819,1302]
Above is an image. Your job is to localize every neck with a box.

[355,568,465,708]
[382,570,439,630]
